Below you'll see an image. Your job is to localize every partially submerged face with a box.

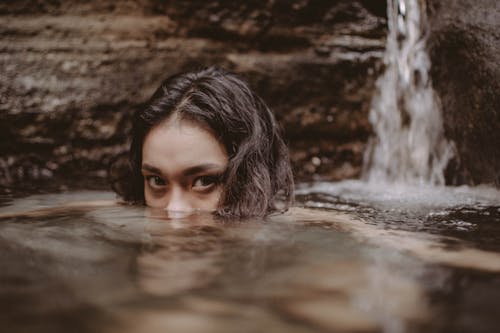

[141,117,228,213]
[109,67,294,217]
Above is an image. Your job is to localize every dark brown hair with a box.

[110,66,293,217]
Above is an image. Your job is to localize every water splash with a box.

[363,0,454,185]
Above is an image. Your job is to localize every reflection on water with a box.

[1,187,500,333]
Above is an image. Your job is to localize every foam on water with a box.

[297,180,500,212]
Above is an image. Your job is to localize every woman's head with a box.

[111,66,294,217]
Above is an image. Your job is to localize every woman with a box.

[110,66,294,218]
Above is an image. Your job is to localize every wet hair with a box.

[110,66,294,217]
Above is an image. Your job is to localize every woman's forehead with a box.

[142,119,228,176]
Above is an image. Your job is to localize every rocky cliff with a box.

[2,0,499,192]
[427,0,500,186]
[0,0,387,191]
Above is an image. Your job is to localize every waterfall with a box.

[363,0,454,186]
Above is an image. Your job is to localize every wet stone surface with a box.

[0,0,386,188]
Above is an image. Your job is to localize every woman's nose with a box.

[165,187,193,214]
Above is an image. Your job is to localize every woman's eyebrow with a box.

[183,164,225,177]
[141,163,163,175]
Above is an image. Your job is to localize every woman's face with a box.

[141,117,228,214]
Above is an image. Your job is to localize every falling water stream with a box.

[1,1,500,333]
[363,0,454,185]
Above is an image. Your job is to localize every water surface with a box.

[1,184,500,333]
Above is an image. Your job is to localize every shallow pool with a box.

[1,182,499,333]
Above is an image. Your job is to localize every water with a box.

[2,1,498,332]
[297,181,500,252]
[363,0,454,185]
[1,189,500,333]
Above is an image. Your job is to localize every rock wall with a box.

[427,0,500,186]
[0,0,386,191]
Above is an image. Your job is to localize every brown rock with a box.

[0,1,387,190]
[427,0,500,186]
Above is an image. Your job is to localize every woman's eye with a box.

[146,175,166,189]
[192,175,219,190]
